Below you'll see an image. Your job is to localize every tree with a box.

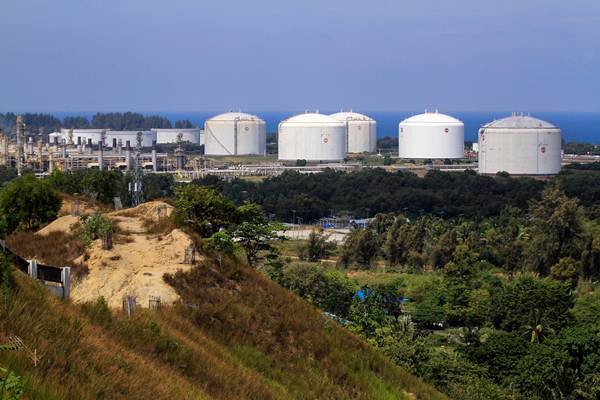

[0,173,61,236]
[299,229,336,262]
[466,331,528,385]
[175,119,193,129]
[341,227,379,267]
[0,166,17,187]
[279,263,357,317]
[490,275,573,334]
[550,257,580,288]
[205,231,236,267]
[525,185,585,276]
[172,184,236,236]
[233,219,281,267]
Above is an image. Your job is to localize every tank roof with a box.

[207,112,263,121]
[281,112,343,125]
[401,111,462,124]
[483,115,558,129]
[329,111,374,122]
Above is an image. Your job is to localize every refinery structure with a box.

[0,110,571,179]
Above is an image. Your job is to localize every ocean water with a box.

[52,111,600,143]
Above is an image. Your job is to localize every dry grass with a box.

[164,258,448,400]
[0,227,446,399]
[5,230,88,280]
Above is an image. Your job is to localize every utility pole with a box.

[15,115,25,175]
[129,132,144,206]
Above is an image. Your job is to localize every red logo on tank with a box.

[444,128,449,133]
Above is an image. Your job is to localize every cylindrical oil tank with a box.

[278,113,346,161]
[154,128,202,145]
[398,111,464,159]
[204,112,266,156]
[478,114,562,175]
[105,131,156,147]
[329,111,377,153]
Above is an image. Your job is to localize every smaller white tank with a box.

[330,111,377,153]
[204,112,266,156]
[60,128,104,145]
[153,128,202,145]
[105,131,156,147]
[278,112,346,161]
[398,111,464,159]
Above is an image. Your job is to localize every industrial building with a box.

[204,112,266,156]
[330,111,377,153]
[398,111,464,159]
[278,112,346,161]
[154,128,203,145]
[478,114,562,175]
[50,129,158,148]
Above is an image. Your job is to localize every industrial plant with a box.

[0,110,574,179]
[477,114,562,175]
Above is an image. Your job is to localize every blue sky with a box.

[1,0,599,112]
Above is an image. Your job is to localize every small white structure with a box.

[330,111,377,153]
[105,131,156,147]
[204,112,266,156]
[478,114,562,175]
[153,128,203,145]
[398,111,464,159]
[278,112,346,161]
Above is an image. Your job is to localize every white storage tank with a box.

[105,131,156,147]
[278,112,346,161]
[154,128,202,145]
[330,111,377,153]
[478,114,562,175]
[204,112,266,156]
[398,111,464,159]
[60,128,104,146]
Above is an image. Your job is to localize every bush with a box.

[80,213,115,247]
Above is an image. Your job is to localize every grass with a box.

[0,256,447,400]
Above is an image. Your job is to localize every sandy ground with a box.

[39,201,195,309]
[279,228,349,243]
[37,215,81,236]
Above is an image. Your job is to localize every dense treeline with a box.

[0,112,196,134]
[46,169,174,205]
[197,168,600,221]
[563,141,600,155]
[90,112,172,130]
[0,112,62,134]
[195,169,545,220]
